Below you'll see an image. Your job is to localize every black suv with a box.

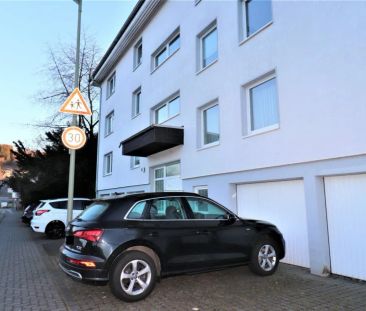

[59,192,285,302]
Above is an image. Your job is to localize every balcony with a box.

[120,125,184,157]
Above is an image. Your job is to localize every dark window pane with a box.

[78,203,109,221]
[246,0,272,36]
[73,201,83,210]
[137,43,142,64]
[51,201,67,209]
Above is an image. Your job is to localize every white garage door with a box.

[324,174,366,280]
[237,180,310,268]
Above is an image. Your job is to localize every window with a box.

[186,197,229,220]
[131,156,140,169]
[202,104,220,146]
[132,87,141,118]
[126,201,146,219]
[134,39,143,69]
[199,23,218,69]
[247,76,278,133]
[154,95,180,124]
[194,186,208,197]
[105,111,114,136]
[103,152,113,176]
[243,0,272,38]
[106,72,116,99]
[153,30,180,70]
[78,202,109,221]
[154,163,181,192]
[50,201,67,209]
[149,198,186,220]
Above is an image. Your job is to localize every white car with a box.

[31,198,90,239]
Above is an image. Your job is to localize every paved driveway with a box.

[1,209,365,311]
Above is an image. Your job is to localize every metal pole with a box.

[66,0,82,225]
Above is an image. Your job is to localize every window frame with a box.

[240,0,273,42]
[132,87,141,118]
[151,29,180,72]
[153,162,181,192]
[201,102,220,148]
[246,73,279,136]
[106,72,116,99]
[103,152,113,176]
[130,156,141,169]
[153,94,180,124]
[104,110,114,137]
[133,38,143,70]
[198,22,218,71]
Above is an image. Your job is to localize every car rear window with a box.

[50,201,67,209]
[77,202,109,221]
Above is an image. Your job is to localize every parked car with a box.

[21,202,39,225]
[31,198,90,239]
[59,192,285,302]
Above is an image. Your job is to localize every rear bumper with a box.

[59,245,109,281]
[30,219,46,233]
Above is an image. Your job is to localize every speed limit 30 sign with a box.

[62,126,87,150]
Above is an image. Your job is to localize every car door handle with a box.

[148,232,159,237]
[196,230,210,235]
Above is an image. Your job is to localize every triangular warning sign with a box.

[59,88,92,116]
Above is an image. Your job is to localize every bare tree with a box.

[37,34,100,137]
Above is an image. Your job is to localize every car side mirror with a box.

[225,213,236,223]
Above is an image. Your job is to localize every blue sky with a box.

[0,0,137,147]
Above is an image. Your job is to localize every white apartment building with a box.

[92,0,366,281]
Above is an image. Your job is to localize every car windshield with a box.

[77,202,109,221]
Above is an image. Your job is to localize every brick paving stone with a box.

[1,208,366,311]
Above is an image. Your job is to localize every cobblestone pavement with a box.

[1,209,366,311]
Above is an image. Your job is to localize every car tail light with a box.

[66,257,96,268]
[73,229,104,242]
[35,209,50,216]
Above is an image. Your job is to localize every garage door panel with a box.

[237,180,310,268]
[325,174,366,280]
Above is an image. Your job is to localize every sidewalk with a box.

[0,209,365,311]
[0,209,66,311]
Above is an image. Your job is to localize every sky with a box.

[0,0,137,147]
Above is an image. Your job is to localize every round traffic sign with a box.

[62,126,87,150]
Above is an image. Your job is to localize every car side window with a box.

[73,201,83,210]
[51,201,67,209]
[126,201,147,219]
[148,198,187,220]
[186,198,228,220]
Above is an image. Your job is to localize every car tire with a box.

[109,251,157,302]
[45,221,65,239]
[249,236,279,276]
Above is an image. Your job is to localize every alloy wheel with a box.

[120,259,152,296]
[258,244,277,272]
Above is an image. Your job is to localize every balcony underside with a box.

[120,125,184,157]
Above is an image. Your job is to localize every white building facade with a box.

[93,0,366,281]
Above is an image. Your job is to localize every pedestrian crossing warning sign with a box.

[59,88,92,116]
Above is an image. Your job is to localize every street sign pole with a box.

[66,0,82,225]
